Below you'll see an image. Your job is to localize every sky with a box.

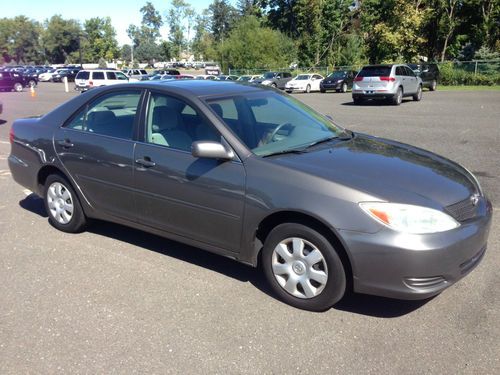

[2,0,221,46]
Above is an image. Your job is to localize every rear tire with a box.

[430,79,437,91]
[341,82,348,93]
[413,85,422,101]
[305,84,311,93]
[14,82,23,92]
[262,223,346,311]
[353,97,363,105]
[392,87,403,105]
[28,80,37,88]
[44,174,87,233]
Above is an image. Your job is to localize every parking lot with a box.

[0,83,499,374]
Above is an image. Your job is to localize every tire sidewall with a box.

[44,174,86,233]
[14,83,23,92]
[262,223,346,311]
[306,85,310,93]
[342,83,347,93]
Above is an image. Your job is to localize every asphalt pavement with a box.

[0,83,499,374]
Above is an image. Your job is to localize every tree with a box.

[166,0,191,58]
[192,10,217,60]
[127,2,163,47]
[209,0,239,42]
[0,16,43,64]
[81,17,119,63]
[220,16,296,69]
[42,15,82,64]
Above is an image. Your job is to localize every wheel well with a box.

[255,211,354,291]
[37,166,65,193]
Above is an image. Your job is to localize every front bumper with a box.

[339,198,493,300]
[285,86,307,92]
[321,82,342,90]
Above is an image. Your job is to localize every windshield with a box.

[238,76,251,81]
[328,71,346,79]
[206,91,344,157]
[263,72,276,79]
[296,75,311,80]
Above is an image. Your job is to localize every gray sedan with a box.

[8,81,492,311]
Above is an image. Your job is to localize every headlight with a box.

[359,202,460,234]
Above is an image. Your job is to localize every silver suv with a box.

[352,64,423,105]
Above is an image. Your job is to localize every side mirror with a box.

[191,141,234,160]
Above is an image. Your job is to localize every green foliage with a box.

[42,15,82,64]
[209,0,238,42]
[439,62,500,85]
[81,17,119,63]
[219,16,296,69]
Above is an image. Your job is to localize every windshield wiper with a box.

[262,148,309,158]
[303,131,354,150]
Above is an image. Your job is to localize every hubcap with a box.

[271,237,328,299]
[47,182,74,224]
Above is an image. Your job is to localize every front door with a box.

[54,89,143,220]
[133,92,246,252]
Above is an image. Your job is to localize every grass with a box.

[437,85,500,91]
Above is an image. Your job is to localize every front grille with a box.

[445,196,479,222]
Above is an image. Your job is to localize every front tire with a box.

[341,82,348,93]
[44,174,87,233]
[14,83,23,92]
[305,84,311,93]
[262,223,346,311]
[28,80,37,88]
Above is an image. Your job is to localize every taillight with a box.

[354,77,363,82]
[9,126,14,144]
[380,76,396,82]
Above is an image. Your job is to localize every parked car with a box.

[253,71,293,89]
[407,63,439,91]
[352,64,423,105]
[0,71,33,92]
[38,69,63,82]
[320,70,356,93]
[285,73,324,93]
[176,74,194,80]
[149,74,177,81]
[123,68,149,81]
[195,74,218,80]
[52,68,82,83]
[8,80,492,311]
[217,75,239,81]
[237,75,263,82]
[151,69,180,77]
[74,69,137,91]
[20,69,40,87]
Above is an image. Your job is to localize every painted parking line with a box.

[23,189,32,196]
[0,140,10,144]
[0,170,11,176]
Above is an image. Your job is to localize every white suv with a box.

[122,68,149,81]
[74,70,138,91]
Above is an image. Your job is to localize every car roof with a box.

[128,79,269,98]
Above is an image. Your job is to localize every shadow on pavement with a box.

[19,193,48,218]
[0,119,7,125]
[19,194,430,318]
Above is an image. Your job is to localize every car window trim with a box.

[61,88,147,142]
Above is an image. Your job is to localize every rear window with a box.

[76,71,90,80]
[358,66,392,77]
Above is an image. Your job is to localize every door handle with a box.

[58,139,74,148]
[135,157,156,168]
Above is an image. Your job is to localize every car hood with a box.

[271,134,478,207]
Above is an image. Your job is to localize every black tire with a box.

[430,79,437,91]
[44,174,87,233]
[353,97,363,105]
[305,84,311,93]
[262,223,346,311]
[271,83,277,88]
[341,82,348,93]
[28,80,37,88]
[14,82,23,92]
[392,87,403,105]
[413,85,422,101]
[320,89,326,93]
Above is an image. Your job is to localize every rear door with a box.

[91,71,106,87]
[54,89,143,220]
